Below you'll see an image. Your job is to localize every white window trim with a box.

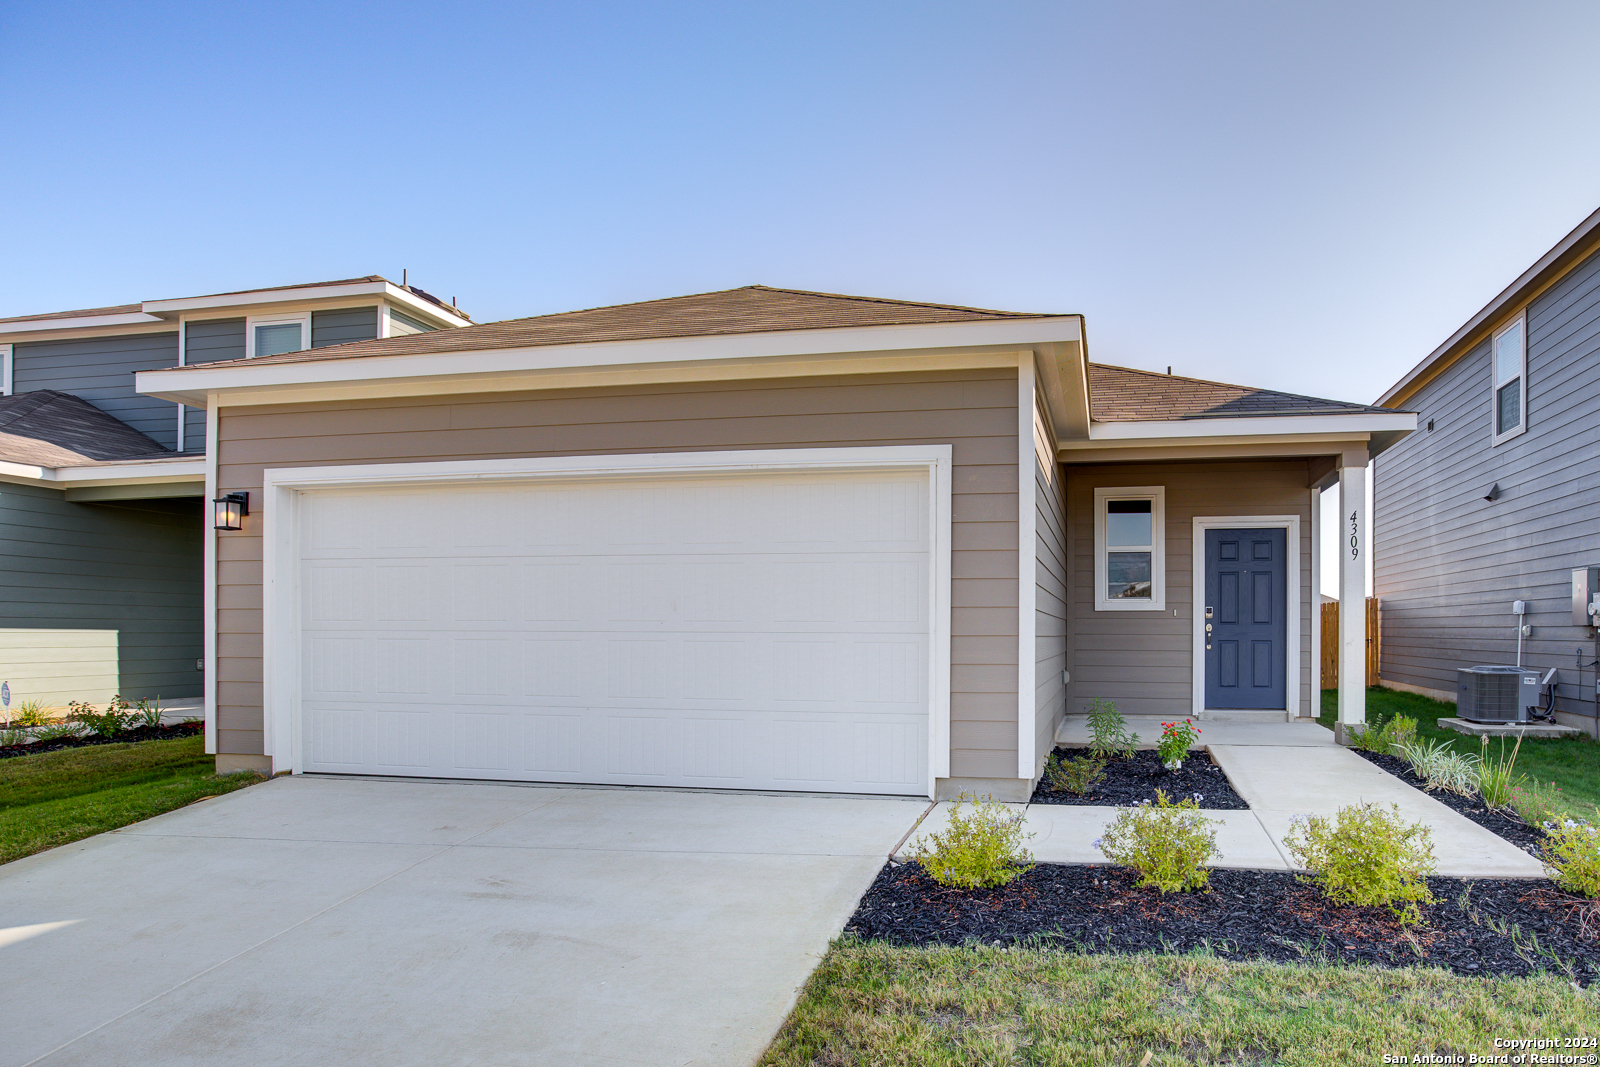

[1190,515,1302,717]
[245,312,312,360]
[1093,485,1165,611]
[256,445,954,796]
[1491,310,1527,446]
[0,344,12,396]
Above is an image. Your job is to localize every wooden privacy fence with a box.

[1320,597,1379,689]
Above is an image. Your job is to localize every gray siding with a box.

[1034,395,1067,770]
[311,306,378,348]
[13,332,180,450]
[1375,245,1600,724]
[182,318,246,453]
[0,483,202,699]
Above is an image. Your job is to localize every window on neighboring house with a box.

[1491,312,1526,444]
[1094,486,1165,610]
[246,314,311,359]
[0,344,11,396]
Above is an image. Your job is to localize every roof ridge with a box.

[1090,362,1377,410]
[0,390,59,430]
[740,284,1053,318]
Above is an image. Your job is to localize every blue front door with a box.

[1204,528,1287,709]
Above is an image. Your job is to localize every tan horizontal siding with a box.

[1034,397,1068,770]
[212,367,1021,773]
[1065,460,1314,719]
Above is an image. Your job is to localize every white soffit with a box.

[1079,412,1417,441]
[136,316,1087,408]
[0,457,206,490]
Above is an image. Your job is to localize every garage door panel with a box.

[297,470,931,794]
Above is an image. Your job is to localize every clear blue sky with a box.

[3,0,1599,410]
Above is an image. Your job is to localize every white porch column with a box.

[1335,449,1368,743]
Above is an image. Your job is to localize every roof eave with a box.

[136,316,1086,408]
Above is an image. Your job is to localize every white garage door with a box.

[297,468,930,794]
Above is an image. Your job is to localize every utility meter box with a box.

[1573,567,1600,626]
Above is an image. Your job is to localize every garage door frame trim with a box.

[260,445,954,795]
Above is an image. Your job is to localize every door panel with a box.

[1204,528,1287,709]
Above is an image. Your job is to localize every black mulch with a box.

[1029,746,1249,810]
[1350,749,1547,857]
[0,720,204,761]
[846,860,1600,985]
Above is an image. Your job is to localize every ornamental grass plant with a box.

[1087,698,1138,762]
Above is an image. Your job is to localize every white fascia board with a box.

[136,316,1083,407]
[1084,412,1417,441]
[0,458,207,490]
[0,312,165,336]
[142,282,471,327]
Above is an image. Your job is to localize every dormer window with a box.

[1491,312,1526,444]
[246,313,311,359]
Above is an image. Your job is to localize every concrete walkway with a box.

[901,717,1546,879]
[0,777,926,1067]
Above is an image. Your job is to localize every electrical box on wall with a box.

[1573,568,1600,626]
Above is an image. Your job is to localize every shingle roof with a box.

[0,390,176,466]
[0,275,465,325]
[1089,363,1398,422]
[166,285,1062,370]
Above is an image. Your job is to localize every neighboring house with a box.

[0,277,471,708]
[140,285,1414,796]
[1374,206,1600,733]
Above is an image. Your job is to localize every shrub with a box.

[1045,753,1105,796]
[1087,698,1139,761]
[1396,738,1480,796]
[67,699,135,740]
[33,722,85,742]
[1543,815,1600,899]
[0,728,26,747]
[1476,733,1525,811]
[908,793,1034,890]
[1157,719,1201,769]
[1282,802,1436,924]
[1509,778,1566,829]
[10,700,49,727]
[1096,789,1219,893]
[1349,714,1417,755]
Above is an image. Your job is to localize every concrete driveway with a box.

[0,777,927,1067]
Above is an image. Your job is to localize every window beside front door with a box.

[1491,312,1526,445]
[1094,486,1165,611]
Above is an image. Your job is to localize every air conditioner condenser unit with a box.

[1456,666,1540,724]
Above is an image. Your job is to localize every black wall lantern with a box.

[213,492,249,530]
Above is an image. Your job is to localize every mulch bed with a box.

[1029,746,1249,810]
[847,860,1600,985]
[1350,749,1547,857]
[0,720,204,761]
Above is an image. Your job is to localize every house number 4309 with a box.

[1348,510,1360,559]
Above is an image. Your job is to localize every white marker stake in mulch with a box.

[0,920,81,949]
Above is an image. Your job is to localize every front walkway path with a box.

[0,777,926,1067]
[901,717,1546,880]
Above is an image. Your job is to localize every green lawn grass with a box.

[761,940,1598,1066]
[0,735,261,865]
[1320,686,1600,820]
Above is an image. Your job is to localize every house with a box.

[137,286,1415,796]
[1373,206,1600,733]
[0,277,471,708]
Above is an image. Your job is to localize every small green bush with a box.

[909,793,1034,890]
[1096,789,1219,893]
[68,699,136,740]
[1350,714,1417,755]
[1157,719,1201,768]
[0,728,26,747]
[1282,803,1436,924]
[1087,698,1139,761]
[1543,815,1600,899]
[1396,738,1480,796]
[1045,753,1105,796]
[1509,778,1566,828]
[33,722,85,742]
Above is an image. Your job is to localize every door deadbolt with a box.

[1205,606,1213,619]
